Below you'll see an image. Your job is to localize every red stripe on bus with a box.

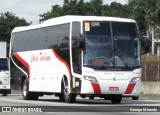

[52,49,71,78]
[124,83,135,94]
[91,82,101,94]
[14,52,30,81]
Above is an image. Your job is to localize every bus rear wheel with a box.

[22,79,38,100]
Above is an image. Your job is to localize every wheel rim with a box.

[64,85,69,97]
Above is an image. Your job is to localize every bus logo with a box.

[2,107,11,112]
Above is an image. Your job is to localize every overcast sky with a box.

[0,0,128,24]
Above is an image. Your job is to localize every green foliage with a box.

[142,54,160,63]
[45,0,159,36]
[90,0,103,15]
[39,5,63,22]
[39,0,131,22]
[1,0,160,44]
[129,0,160,35]
[104,2,131,18]
[39,0,87,22]
[0,12,30,42]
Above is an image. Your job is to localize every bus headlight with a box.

[130,77,140,84]
[83,76,98,82]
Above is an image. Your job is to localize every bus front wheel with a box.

[132,96,139,100]
[110,96,122,104]
[61,78,76,103]
[3,93,7,96]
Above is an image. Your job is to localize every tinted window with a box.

[47,24,70,49]
[11,23,70,52]
[72,22,81,74]
[12,28,47,52]
[0,58,8,70]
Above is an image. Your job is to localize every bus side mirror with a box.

[78,33,85,51]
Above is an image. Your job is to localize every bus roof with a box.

[12,15,136,33]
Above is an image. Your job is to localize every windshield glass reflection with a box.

[83,21,140,70]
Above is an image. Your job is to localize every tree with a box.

[0,12,30,42]
[38,0,131,28]
[129,0,160,54]
[39,5,62,22]
[90,0,103,15]
[62,0,79,15]
[39,0,85,22]
[39,0,93,21]
[128,0,147,34]
[102,2,131,18]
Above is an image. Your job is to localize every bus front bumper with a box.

[80,79,141,97]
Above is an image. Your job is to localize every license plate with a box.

[0,81,2,84]
[109,87,119,91]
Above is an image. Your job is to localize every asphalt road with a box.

[0,94,160,115]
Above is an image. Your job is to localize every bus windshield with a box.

[83,21,140,70]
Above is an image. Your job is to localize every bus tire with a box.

[59,94,65,102]
[132,96,139,100]
[61,79,76,103]
[110,96,122,104]
[30,93,39,100]
[3,93,7,96]
[89,95,94,100]
[22,79,38,100]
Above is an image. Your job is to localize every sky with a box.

[0,0,128,24]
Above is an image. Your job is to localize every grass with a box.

[140,92,160,100]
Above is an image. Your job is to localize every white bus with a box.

[10,16,141,103]
[0,57,11,96]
